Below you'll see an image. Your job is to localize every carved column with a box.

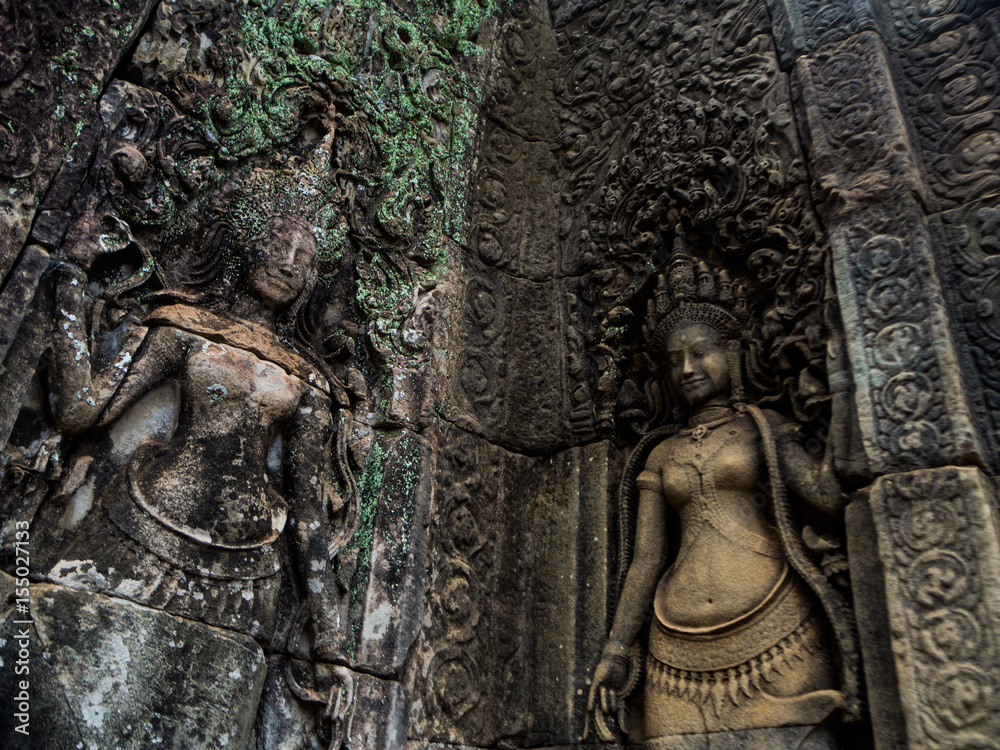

[783,1,1000,747]
[868,468,1000,747]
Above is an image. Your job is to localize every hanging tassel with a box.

[770,644,784,675]
[711,674,726,717]
[698,676,712,705]
[727,668,740,706]
[665,669,678,694]
[739,665,753,699]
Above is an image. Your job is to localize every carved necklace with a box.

[680,407,739,444]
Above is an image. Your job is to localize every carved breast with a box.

[648,416,788,630]
[658,418,762,506]
[131,330,309,548]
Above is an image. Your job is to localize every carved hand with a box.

[586,650,629,741]
[324,665,355,750]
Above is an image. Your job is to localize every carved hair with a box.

[185,195,318,306]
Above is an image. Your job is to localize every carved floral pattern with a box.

[899,9,1000,209]
[793,32,926,216]
[541,0,835,430]
[95,82,221,233]
[930,195,1000,472]
[830,198,981,471]
[887,0,996,47]
[764,0,876,63]
[412,427,493,742]
[870,468,1000,749]
[765,0,997,63]
[452,4,598,452]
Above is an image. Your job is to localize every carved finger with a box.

[595,710,617,743]
[330,665,355,721]
[602,685,617,717]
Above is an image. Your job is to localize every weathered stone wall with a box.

[0,1,511,747]
[2,0,1000,748]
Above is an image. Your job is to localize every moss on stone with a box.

[171,0,506,383]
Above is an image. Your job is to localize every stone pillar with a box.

[783,1,1000,747]
[868,468,1000,748]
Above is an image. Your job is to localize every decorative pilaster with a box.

[793,31,927,217]
[867,468,1000,749]
[828,197,983,473]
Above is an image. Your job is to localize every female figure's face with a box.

[665,322,731,410]
[247,217,317,310]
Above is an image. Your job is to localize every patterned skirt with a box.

[44,471,286,643]
[643,568,843,737]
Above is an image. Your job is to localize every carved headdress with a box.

[642,232,751,405]
[642,231,750,354]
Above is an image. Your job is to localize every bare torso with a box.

[134,328,314,548]
[646,414,786,630]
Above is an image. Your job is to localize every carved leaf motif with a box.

[900,10,1000,208]
[871,469,1000,749]
[931,195,1000,471]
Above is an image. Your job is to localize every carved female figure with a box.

[44,210,353,646]
[36,206,355,745]
[588,250,858,745]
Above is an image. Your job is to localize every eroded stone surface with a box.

[2,0,1000,747]
[867,468,1000,749]
[408,426,618,746]
[793,32,927,217]
[0,576,266,749]
[0,0,158,276]
[829,196,982,473]
[930,196,1000,473]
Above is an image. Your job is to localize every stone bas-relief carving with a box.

[829,197,982,473]
[865,468,1000,749]
[1,0,493,745]
[21,208,358,747]
[0,203,370,748]
[7,0,1000,746]
[43,210,349,636]
[588,247,859,746]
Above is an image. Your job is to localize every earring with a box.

[727,339,746,404]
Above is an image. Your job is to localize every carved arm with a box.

[286,386,349,662]
[606,473,670,651]
[767,410,847,517]
[51,263,181,436]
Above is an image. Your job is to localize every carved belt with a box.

[107,470,281,581]
[646,570,828,709]
[650,567,812,671]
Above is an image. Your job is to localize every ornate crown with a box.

[643,232,750,354]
